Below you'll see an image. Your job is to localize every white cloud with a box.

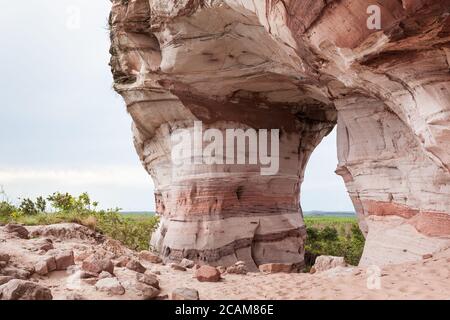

[0,166,152,187]
[0,166,155,211]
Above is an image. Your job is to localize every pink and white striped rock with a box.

[109,0,450,268]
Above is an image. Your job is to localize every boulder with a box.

[82,254,114,275]
[195,266,221,282]
[259,263,293,274]
[0,267,32,279]
[135,282,160,300]
[136,273,159,289]
[34,256,57,276]
[138,251,162,264]
[46,256,57,272]
[95,278,125,296]
[126,260,146,273]
[171,288,199,300]
[0,279,52,300]
[313,256,347,273]
[179,259,195,269]
[114,255,131,267]
[54,250,75,271]
[34,262,48,276]
[5,224,29,239]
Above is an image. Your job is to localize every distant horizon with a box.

[120,210,357,215]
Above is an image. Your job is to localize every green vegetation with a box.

[0,190,159,251]
[304,215,365,268]
[1,187,364,265]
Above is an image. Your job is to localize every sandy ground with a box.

[154,252,450,300]
[1,224,449,300]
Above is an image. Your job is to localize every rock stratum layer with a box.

[109,0,450,268]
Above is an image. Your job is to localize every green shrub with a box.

[19,198,39,215]
[36,196,47,213]
[96,211,159,251]
[304,217,365,268]
[4,191,159,252]
[0,201,16,216]
[0,187,17,220]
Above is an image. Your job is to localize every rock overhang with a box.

[109,0,450,268]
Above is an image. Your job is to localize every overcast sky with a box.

[0,0,353,212]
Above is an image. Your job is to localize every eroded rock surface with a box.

[0,223,449,300]
[109,0,450,267]
[0,224,164,300]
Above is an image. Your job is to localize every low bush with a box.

[0,201,16,217]
[304,216,365,268]
[0,190,159,251]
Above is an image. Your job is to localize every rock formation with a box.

[109,0,450,267]
[0,223,164,300]
[2,223,450,300]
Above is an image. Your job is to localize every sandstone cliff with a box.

[109,0,450,268]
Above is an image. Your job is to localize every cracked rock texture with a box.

[109,0,450,267]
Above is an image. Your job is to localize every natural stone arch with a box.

[109,0,450,268]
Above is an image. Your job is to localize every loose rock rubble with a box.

[1,222,449,300]
[195,266,221,283]
[95,278,125,296]
[0,279,53,300]
[312,256,347,273]
[0,223,163,300]
[136,273,159,289]
[82,254,114,275]
[126,260,146,274]
[135,282,160,300]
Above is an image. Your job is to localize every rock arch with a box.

[109,0,450,268]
